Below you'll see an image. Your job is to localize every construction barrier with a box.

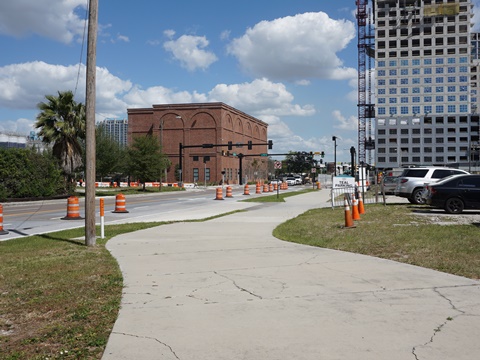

[274,183,278,191]
[358,192,365,214]
[112,194,129,213]
[263,184,269,193]
[256,183,261,194]
[317,181,321,190]
[226,186,233,198]
[343,197,355,229]
[352,195,361,221]
[0,204,9,235]
[214,187,224,200]
[62,196,83,220]
[243,184,250,195]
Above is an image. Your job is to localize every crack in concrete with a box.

[214,271,263,299]
[411,287,469,360]
[112,331,180,359]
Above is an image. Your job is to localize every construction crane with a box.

[356,0,375,170]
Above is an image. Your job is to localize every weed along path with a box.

[103,190,480,360]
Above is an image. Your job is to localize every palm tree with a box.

[35,91,86,180]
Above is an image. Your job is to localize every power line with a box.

[74,0,89,97]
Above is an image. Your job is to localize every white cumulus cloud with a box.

[0,0,87,44]
[227,12,357,82]
[163,33,218,71]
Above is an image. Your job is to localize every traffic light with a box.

[268,140,273,149]
[228,141,233,150]
[248,140,252,150]
[321,151,325,158]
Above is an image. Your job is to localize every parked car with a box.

[382,176,398,195]
[286,177,296,186]
[395,167,469,204]
[425,174,480,214]
[294,175,302,185]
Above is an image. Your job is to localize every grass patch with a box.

[0,222,168,360]
[242,189,314,203]
[0,209,246,360]
[273,204,480,280]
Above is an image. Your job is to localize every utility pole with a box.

[85,0,98,247]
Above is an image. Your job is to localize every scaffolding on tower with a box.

[356,0,375,169]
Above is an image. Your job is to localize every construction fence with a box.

[330,184,388,209]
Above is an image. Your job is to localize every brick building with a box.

[127,102,269,184]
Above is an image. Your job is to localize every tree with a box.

[35,90,86,182]
[127,135,170,190]
[94,126,126,181]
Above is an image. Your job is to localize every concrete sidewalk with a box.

[103,190,480,360]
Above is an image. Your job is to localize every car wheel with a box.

[444,198,464,214]
[412,189,426,205]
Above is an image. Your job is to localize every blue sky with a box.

[1,1,479,162]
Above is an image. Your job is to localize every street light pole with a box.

[332,136,338,176]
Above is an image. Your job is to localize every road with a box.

[0,185,300,242]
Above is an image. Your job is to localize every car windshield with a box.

[384,176,397,183]
[433,174,464,186]
[402,169,428,177]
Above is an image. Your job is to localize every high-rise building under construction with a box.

[373,0,480,170]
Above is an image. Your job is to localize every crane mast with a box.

[356,0,375,169]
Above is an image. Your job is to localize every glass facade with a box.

[374,0,479,169]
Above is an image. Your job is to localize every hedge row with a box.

[0,148,68,201]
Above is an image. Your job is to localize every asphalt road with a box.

[0,185,299,241]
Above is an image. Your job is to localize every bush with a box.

[0,148,66,200]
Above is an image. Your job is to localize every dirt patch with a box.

[412,209,480,226]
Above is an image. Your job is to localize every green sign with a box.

[260,153,268,156]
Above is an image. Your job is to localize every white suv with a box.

[395,167,469,204]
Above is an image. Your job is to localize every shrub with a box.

[0,148,66,200]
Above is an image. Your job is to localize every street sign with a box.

[274,161,282,169]
[260,153,268,156]
[311,168,316,173]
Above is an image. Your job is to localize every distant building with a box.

[0,131,48,152]
[98,118,128,147]
[373,0,480,170]
[0,132,27,148]
[127,102,269,184]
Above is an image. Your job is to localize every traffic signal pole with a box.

[178,140,273,185]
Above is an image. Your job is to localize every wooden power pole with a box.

[85,0,98,246]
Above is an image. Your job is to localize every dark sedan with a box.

[425,174,480,214]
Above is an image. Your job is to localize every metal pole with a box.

[85,0,98,247]
[179,142,183,183]
[333,136,337,176]
[469,114,472,173]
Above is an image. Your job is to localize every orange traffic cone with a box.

[214,187,224,200]
[352,195,360,220]
[256,183,261,194]
[112,193,129,213]
[62,196,83,220]
[226,186,233,198]
[243,184,250,195]
[343,197,356,229]
[358,192,365,214]
[0,204,9,235]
